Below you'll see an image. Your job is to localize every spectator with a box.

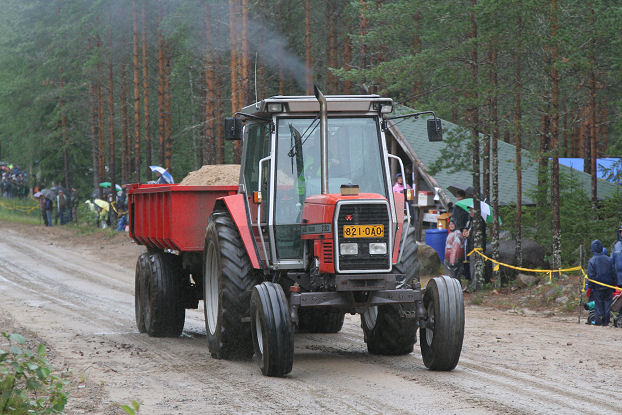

[45,197,53,227]
[450,189,469,231]
[612,224,622,288]
[57,190,68,225]
[587,239,615,326]
[444,218,464,280]
[38,194,48,226]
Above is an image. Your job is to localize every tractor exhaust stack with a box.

[314,85,329,195]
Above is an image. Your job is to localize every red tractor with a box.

[130,87,464,377]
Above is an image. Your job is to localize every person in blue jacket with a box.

[612,225,622,288]
[587,239,615,326]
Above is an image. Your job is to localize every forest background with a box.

[0,0,621,273]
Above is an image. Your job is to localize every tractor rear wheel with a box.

[360,227,419,355]
[361,304,417,355]
[204,212,260,359]
[134,253,150,333]
[250,282,294,377]
[139,251,186,337]
[420,276,464,370]
[297,308,345,333]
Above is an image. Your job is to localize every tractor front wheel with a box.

[420,276,464,370]
[204,212,260,359]
[250,282,294,377]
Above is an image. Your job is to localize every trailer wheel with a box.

[250,282,294,377]
[297,308,345,333]
[204,212,260,359]
[134,253,150,333]
[141,252,186,337]
[420,276,464,371]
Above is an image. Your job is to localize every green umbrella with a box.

[99,182,122,191]
[454,198,502,225]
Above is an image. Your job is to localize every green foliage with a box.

[500,170,622,267]
[119,401,140,415]
[0,332,70,414]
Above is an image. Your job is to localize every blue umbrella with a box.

[149,165,174,184]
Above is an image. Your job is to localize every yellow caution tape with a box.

[468,247,622,291]
[0,199,39,213]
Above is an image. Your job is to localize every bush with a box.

[0,333,69,414]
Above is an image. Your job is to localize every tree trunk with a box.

[241,0,249,109]
[107,39,116,200]
[514,12,523,267]
[490,46,500,287]
[305,0,312,94]
[216,65,225,163]
[133,0,141,182]
[551,0,561,271]
[142,0,152,179]
[121,63,129,184]
[164,51,172,171]
[360,0,367,72]
[469,0,483,291]
[60,67,69,190]
[589,18,597,208]
[90,81,99,192]
[157,3,165,166]
[97,82,106,192]
[204,2,216,165]
[229,0,240,162]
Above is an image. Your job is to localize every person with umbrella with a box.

[149,166,174,184]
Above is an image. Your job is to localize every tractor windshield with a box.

[273,116,387,259]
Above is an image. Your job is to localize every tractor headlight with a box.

[340,243,358,255]
[369,243,387,255]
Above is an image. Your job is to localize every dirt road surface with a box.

[0,221,620,414]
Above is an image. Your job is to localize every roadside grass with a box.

[0,198,41,225]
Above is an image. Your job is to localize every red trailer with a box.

[128,183,238,338]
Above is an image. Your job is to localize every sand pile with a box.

[179,164,240,186]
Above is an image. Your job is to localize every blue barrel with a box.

[425,229,448,263]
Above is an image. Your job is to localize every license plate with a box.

[343,224,384,238]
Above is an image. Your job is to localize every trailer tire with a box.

[250,282,294,377]
[141,252,186,337]
[420,276,464,371]
[134,253,150,333]
[204,212,260,359]
[297,308,345,333]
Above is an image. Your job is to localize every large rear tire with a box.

[297,308,345,333]
[250,282,294,377]
[140,252,186,337]
[134,253,149,333]
[360,227,419,355]
[361,304,417,355]
[204,212,260,359]
[420,276,464,371]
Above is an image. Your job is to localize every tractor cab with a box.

[228,88,440,274]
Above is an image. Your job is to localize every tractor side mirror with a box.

[225,117,243,140]
[427,118,443,142]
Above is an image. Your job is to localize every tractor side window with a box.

[243,122,271,196]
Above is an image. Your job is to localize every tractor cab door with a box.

[242,121,272,265]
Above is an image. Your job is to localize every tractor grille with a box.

[336,202,391,272]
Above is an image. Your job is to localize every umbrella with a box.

[93,198,109,211]
[447,184,474,198]
[33,191,42,198]
[455,198,501,224]
[40,188,55,199]
[149,165,174,184]
[100,182,122,191]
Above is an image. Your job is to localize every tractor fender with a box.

[214,194,263,270]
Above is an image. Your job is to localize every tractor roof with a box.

[241,95,394,117]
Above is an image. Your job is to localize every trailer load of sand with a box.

[179,164,240,186]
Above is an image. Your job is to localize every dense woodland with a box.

[0,0,621,274]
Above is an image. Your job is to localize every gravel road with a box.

[0,222,620,414]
